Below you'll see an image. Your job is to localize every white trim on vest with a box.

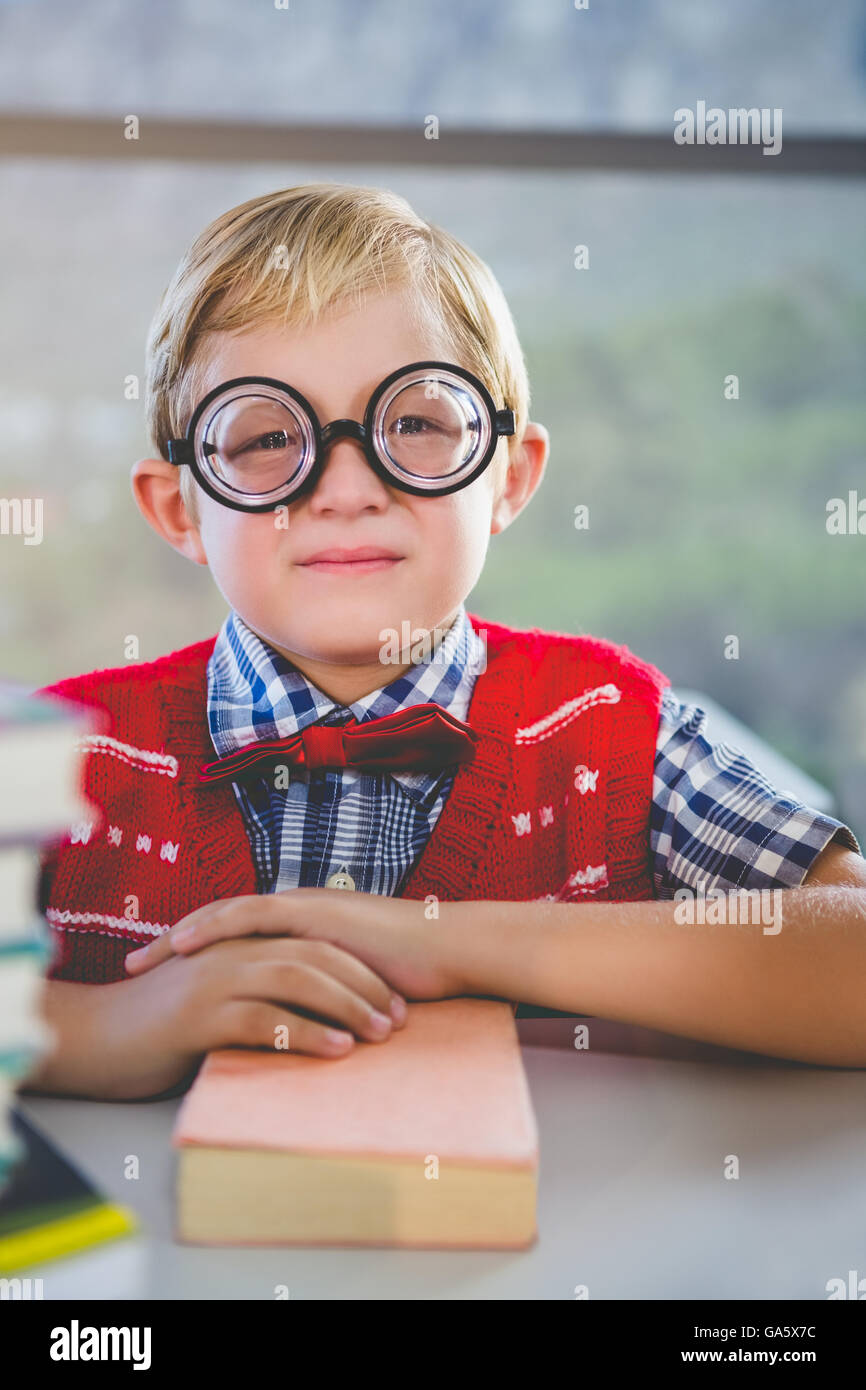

[514,683,621,746]
[45,908,171,938]
[557,862,610,897]
[74,734,179,778]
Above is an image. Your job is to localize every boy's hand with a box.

[124,888,462,1002]
[115,931,413,1096]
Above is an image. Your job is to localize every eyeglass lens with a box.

[374,377,483,480]
[197,371,489,500]
[201,392,310,499]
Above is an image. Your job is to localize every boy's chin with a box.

[274,620,411,667]
[255,599,459,668]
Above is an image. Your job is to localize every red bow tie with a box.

[199,702,480,785]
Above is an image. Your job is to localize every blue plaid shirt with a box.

[206,606,487,896]
[206,607,861,898]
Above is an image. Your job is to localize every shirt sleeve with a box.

[650,688,863,897]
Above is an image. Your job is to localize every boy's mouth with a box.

[296,546,404,575]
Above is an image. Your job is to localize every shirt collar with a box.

[206,604,485,803]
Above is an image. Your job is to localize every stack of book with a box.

[0,678,94,1200]
[0,853,51,1196]
[0,678,138,1280]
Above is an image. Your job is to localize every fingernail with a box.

[368,1010,392,1036]
[325,1029,353,1049]
[172,927,195,946]
[389,996,407,1023]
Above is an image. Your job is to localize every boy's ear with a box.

[130,457,208,566]
[490,422,550,536]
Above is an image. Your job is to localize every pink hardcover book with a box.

[173,996,539,1249]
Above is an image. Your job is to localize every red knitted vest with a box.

[34,613,669,984]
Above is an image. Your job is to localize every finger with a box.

[221,936,407,1025]
[124,895,408,1023]
[124,929,176,974]
[124,894,287,975]
[213,999,357,1059]
[271,938,407,1025]
[237,958,396,1043]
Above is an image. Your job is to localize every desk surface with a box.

[16,1018,866,1300]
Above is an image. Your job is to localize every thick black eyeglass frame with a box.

[166,360,516,514]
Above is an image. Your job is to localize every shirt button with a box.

[325,863,356,890]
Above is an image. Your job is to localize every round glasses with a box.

[167,360,516,513]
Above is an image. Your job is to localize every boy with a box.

[27,183,866,1101]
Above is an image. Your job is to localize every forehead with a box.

[194,287,455,410]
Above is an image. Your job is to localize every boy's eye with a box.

[240,430,292,452]
[391,415,441,437]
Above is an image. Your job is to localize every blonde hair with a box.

[144,183,530,524]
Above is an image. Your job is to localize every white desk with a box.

[15,1017,866,1300]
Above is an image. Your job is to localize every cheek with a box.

[399,496,491,609]
[198,508,278,599]
[430,490,493,565]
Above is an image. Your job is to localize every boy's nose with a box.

[308,434,389,506]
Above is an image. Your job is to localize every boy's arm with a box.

[123,844,866,1069]
[23,931,412,1101]
[21,980,190,1102]
[27,846,184,1099]
[442,845,866,1068]
[800,839,866,888]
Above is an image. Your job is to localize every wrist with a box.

[104,972,195,1100]
[437,899,514,997]
[25,979,132,1100]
